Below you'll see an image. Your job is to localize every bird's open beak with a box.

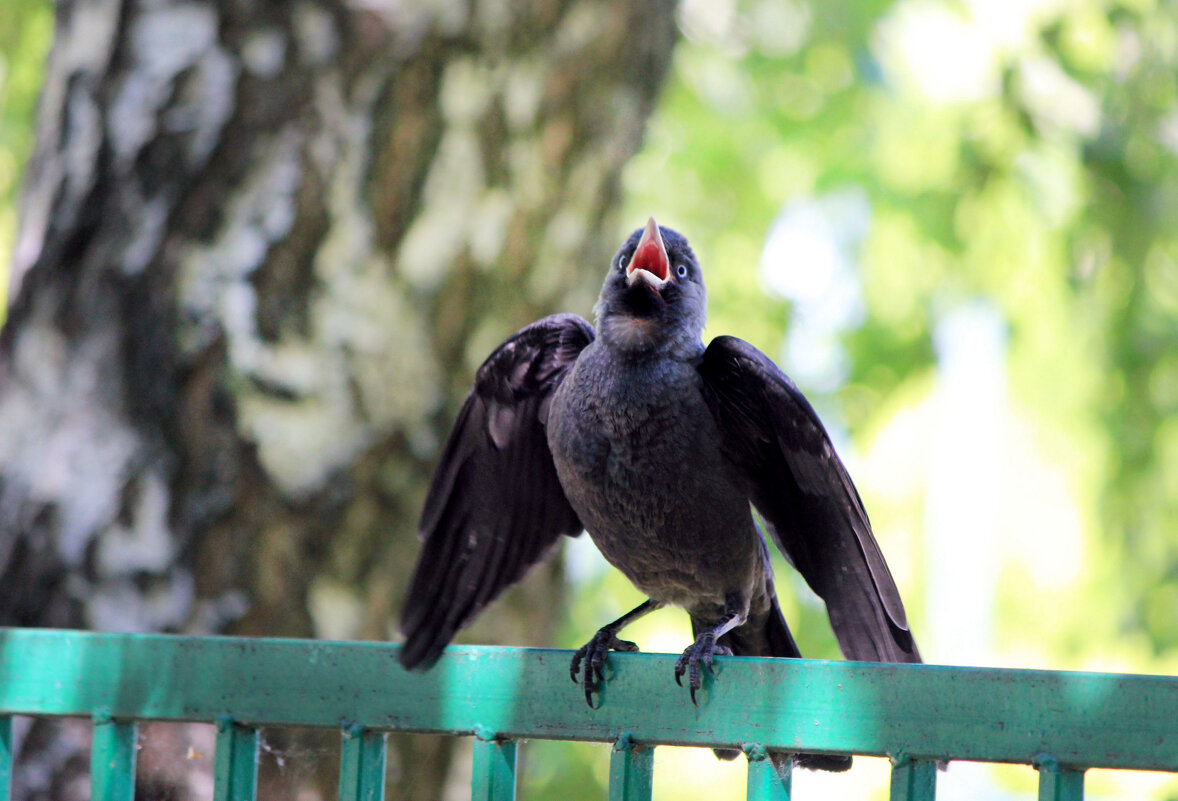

[627,217,671,290]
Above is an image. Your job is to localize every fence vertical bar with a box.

[90,714,137,801]
[890,757,937,801]
[339,725,387,801]
[1036,758,1084,801]
[213,717,259,801]
[609,733,654,801]
[744,745,790,801]
[472,728,516,801]
[1,716,11,801]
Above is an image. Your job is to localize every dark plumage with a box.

[400,219,920,772]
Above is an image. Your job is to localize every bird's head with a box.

[594,217,706,356]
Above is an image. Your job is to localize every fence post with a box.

[1036,756,1084,801]
[1,716,12,801]
[609,733,654,801]
[91,713,137,801]
[472,726,517,801]
[339,725,387,801]
[213,717,259,801]
[744,745,791,801]
[890,755,937,801]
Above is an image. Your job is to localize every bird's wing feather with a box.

[400,313,595,669]
[698,335,919,663]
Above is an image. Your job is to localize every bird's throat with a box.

[620,281,665,317]
[599,312,663,353]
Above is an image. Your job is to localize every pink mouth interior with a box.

[629,239,669,281]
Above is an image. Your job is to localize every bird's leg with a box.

[675,594,746,705]
[571,598,663,708]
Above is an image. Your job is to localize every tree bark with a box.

[0,1,678,798]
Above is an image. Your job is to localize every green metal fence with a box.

[1,628,1175,800]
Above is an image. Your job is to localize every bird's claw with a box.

[570,630,640,708]
[674,633,732,705]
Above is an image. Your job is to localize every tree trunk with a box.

[0,1,678,798]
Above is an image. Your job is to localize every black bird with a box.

[400,218,920,771]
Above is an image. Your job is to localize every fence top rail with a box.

[1,628,1175,772]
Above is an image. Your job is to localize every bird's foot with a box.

[570,629,640,708]
[674,631,733,705]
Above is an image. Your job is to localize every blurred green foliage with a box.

[0,0,51,315]
[622,0,1178,673]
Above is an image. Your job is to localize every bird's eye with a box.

[676,264,689,278]
[618,254,629,272]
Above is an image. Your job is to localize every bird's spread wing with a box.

[698,336,919,663]
[400,313,595,669]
